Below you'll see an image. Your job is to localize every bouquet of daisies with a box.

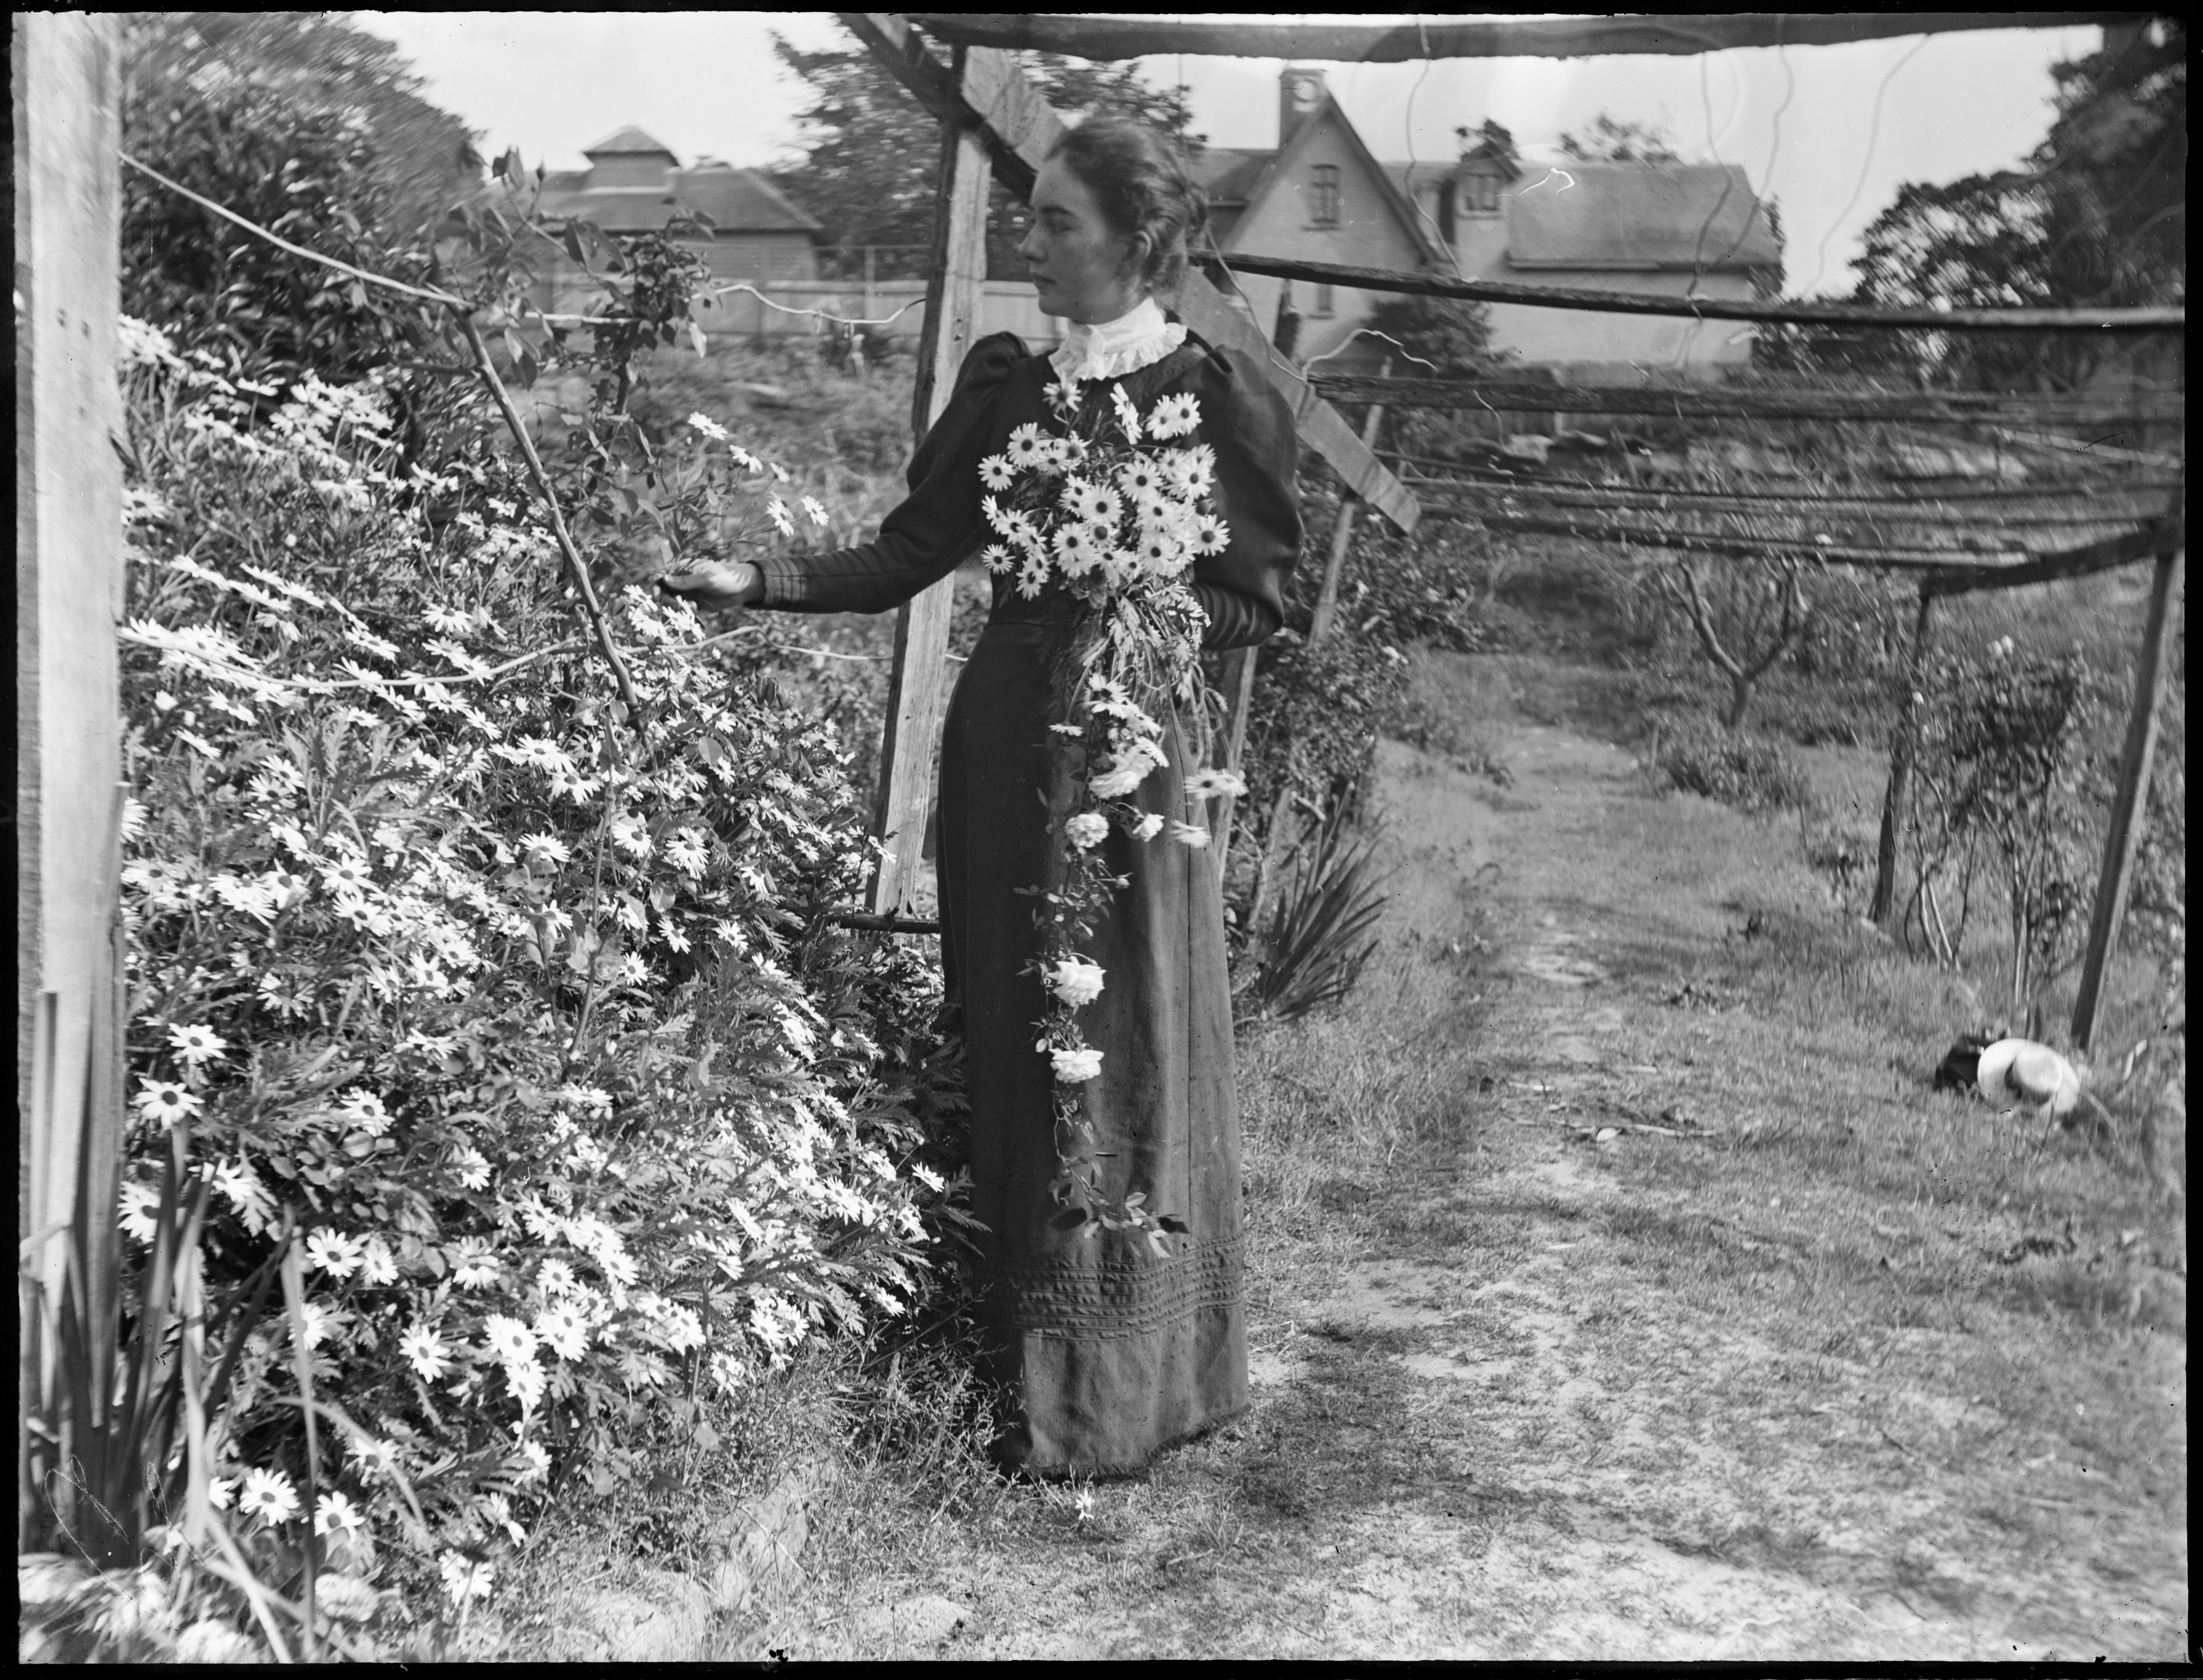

[979,378,1248,1248]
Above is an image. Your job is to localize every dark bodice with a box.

[753,329,1304,650]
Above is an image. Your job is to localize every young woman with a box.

[663,118,1302,1478]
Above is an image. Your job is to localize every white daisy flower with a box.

[519,832,569,867]
[687,412,731,442]
[1169,820,1212,849]
[482,1313,537,1368]
[238,1466,300,1525]
[1015,555,1049,600]
[1053,523,1105,577]
[359,1237,398,1287]
[133,1078,201,1129]
[118,1182,161,1244]
[979,543,1015,575]
[1064,478,1121,527]
[767,497,794,536]
[1116,460,1164,502]
[801,495,828,526]
[315,1490,365,1537]
[1005,422,1047,468]
[1193,514,1231,556]
[399,1322,452,1382]
[1108,384,1142,442]
[1146,392,1200,439]
[305,1229,365,1279]
[167,1023,229,1067]
[978,454,1016,492]
[1185,767,1247,800]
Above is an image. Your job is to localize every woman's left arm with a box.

[1188,344,1304,651]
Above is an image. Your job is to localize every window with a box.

[1309,164,1341,227]
[1312,284,1334,318]
[1462,171,1502,215]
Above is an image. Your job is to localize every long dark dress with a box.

[755,327,1302,1476]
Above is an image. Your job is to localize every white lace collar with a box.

[1048,295,1187,386]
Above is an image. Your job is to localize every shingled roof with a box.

[536,158,823,236]
[1504,162,1778,273]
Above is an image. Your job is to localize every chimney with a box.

[1279,67,1326,147]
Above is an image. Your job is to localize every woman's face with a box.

[1018,157,1147,325]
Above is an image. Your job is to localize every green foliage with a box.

[1902,638,2114,1014]
[1772,18,2183,389]
[121,13,485,242]
[1655,719,1811,813]
[1359,293,1497,383]
[767,24,1202,281]
[1556,113,1679,164]
[71,43,977,1650]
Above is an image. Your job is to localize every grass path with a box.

[486,650,2185,1662]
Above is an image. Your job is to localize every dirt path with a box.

[565,651,2185,1663]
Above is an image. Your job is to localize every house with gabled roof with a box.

[1399,128,1783,378]
[530,126,826,313]
[1192,69,1455,369]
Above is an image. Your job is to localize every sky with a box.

[360,12,2100,296]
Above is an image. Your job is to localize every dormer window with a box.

[1310,164,1341,227]
[1461,170,1502,216]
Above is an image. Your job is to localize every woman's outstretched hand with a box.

[658,560,764,611]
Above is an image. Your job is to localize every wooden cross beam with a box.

[909,12,2146,64]
[1311,373,2187,429]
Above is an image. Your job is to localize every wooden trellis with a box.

[852,11,2184,1048]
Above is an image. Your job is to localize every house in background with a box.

[1401,129,1783,380]
[1193,68,1454,369]
[529,126,825,315]
[1193,70,1781,381]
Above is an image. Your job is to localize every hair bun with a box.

[1047,118,1205,295]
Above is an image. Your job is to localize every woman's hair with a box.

[1045,117,1209,295]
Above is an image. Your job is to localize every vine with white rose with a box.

[977,376,1245,1248]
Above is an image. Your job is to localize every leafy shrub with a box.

[1655,719,1812,813]
[1902,638,2112,1011]
[109,319,955,1598]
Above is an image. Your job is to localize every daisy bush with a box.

[111,312,957,1597]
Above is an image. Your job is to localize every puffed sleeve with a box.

[1185,342,1304,650]
[753,332,1026,615]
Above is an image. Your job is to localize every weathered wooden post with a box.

[1308,359,1392,643]
[15,9,128,1535]
[867,50,989,916]
[1868,587,1937,929]
[2070,529,2184,1052]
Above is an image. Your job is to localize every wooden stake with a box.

[1309,361,1390,645]
[1869,589,1936,930]
[869,74,989,916]
[16,11,128,1539]
[1213,645,1259,875]
[2070,534,2184,1052]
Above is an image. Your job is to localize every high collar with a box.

[1049,295,1188,386]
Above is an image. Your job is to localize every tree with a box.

[1557,113,1680,164]
[120,14,484,244]
[769,24,1203,280]
[1811,18,2183,391]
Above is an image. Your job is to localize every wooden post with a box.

[869,59,989,915]
[1868,588,1937,929]
[2070,537,2184,1052]
[1308,359,1390,645]
[1212,645,1259,871]
[16,11,127,1531]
